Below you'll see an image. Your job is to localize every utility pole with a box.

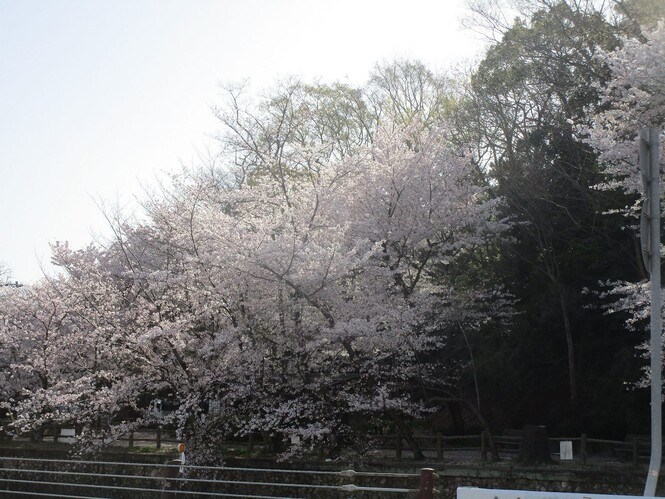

[640,127,661,497]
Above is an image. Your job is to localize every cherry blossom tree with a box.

[1,116,510,461]
[148,120,510,460]
[585,23,665,195]
[584,23,665,386]
[0,275,115,440]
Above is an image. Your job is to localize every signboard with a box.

[559,441,573,460]
[458,487,655,499]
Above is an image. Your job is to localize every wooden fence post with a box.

[53,426,59,444]
[128,430,134,448]
[481,431,487,462]
[580,433,587,465]
[161,459,182,499]
[248,433,254,452]
[396,433,402,460]
[156,427,162,450]
[436,433,443,460]
[414,468,435,499]
[632,436,639,468]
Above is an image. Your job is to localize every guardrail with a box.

[0,455,437,498]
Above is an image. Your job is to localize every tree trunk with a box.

[388,411,425,460]
[426,396,500,462]
[518,425,552,464]
[558,284,579,416]
[262,431,285,454]
[449,401,465,434]
[30,427,44,443]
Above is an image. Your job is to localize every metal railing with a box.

[0,455,436,498]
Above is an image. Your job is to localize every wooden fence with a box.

[40,426,180,450]
[21,426,657,466]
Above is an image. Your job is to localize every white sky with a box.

[0,0,486,283]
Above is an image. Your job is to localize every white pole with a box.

[644,127,661,497]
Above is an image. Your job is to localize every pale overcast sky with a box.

[0,0,486,283]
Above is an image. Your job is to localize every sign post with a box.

[640,127,661,497]
[178,442,186,474]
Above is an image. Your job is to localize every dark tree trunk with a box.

[30,428,44,443]
[262,431,286,454]
[427,396,500,462]
[388,410,425,460]
[449,401,466,434]
[518,425,553,464]
[558,284,579,417]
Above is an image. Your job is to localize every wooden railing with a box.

[38,426,180,449]
[7,424,657,466]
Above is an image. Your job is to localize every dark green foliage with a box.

[454,0,652,436]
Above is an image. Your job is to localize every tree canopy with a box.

[2,0,665,461]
